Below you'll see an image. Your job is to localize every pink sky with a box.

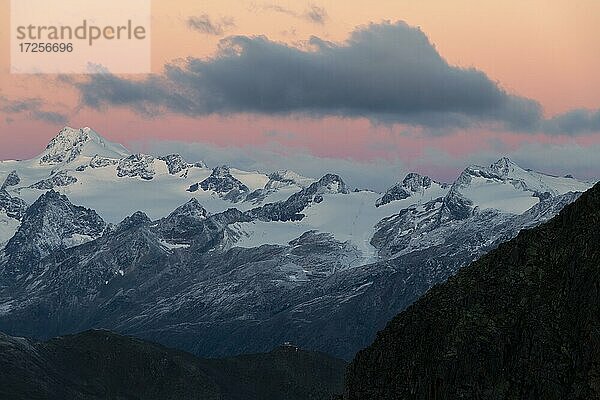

[0,0,598,183]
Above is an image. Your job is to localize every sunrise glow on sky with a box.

[0,0,598,188]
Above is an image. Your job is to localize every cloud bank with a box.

[74,21,599,135]
[542,109,600,135]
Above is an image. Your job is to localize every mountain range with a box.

[0,126,594,360]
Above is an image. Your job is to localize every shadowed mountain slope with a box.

[345,182,600,399]
[0,329,345,400]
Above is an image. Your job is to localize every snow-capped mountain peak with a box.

[489,156,517,176]
[117,154,156,180]
[38,127,129,165]
[446,157,591,215]
[314,173,349,195]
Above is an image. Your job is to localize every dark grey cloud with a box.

[73,21,599,134]
[75,74,194,116]
[1,98,51,114]
[262,3,327,24]
[542,109,600,135]
[187,14,235,36]
[0,96,67,125]
[32,110,69,124]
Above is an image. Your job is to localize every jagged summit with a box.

[401,172,433,191]
[116,211,152,231]
[246,173,350,222]
[38,127,129,165]
[187,165,250,202]
[376,172,446,207]
[489,156,517,176]
[2,190,106,275]
[155,199,211,245]
[313,173,350,195]
[459,157,529,184]
[167,198,208,221]
[455,158,528,186]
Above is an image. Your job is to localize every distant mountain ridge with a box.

[0,329,345,400]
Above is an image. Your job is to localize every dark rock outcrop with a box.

[29,171,78,190]
[376,173,445,207]
[158,154,188,175]
[0,188,27,220]
[89,155,118,168]
[117,154,155,180]
[1,170,20,190]
[248,174,348,222]
[188,165,249,202]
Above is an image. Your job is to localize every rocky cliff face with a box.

[0,188,27,221]
[1,170,20,190]
[375,172,443,207]
[29,171,78,190]
[1,190,106,280]
[344,183,600,399]
[117,154,156,180]
[248,174,349,222]
[188,165,250,202]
